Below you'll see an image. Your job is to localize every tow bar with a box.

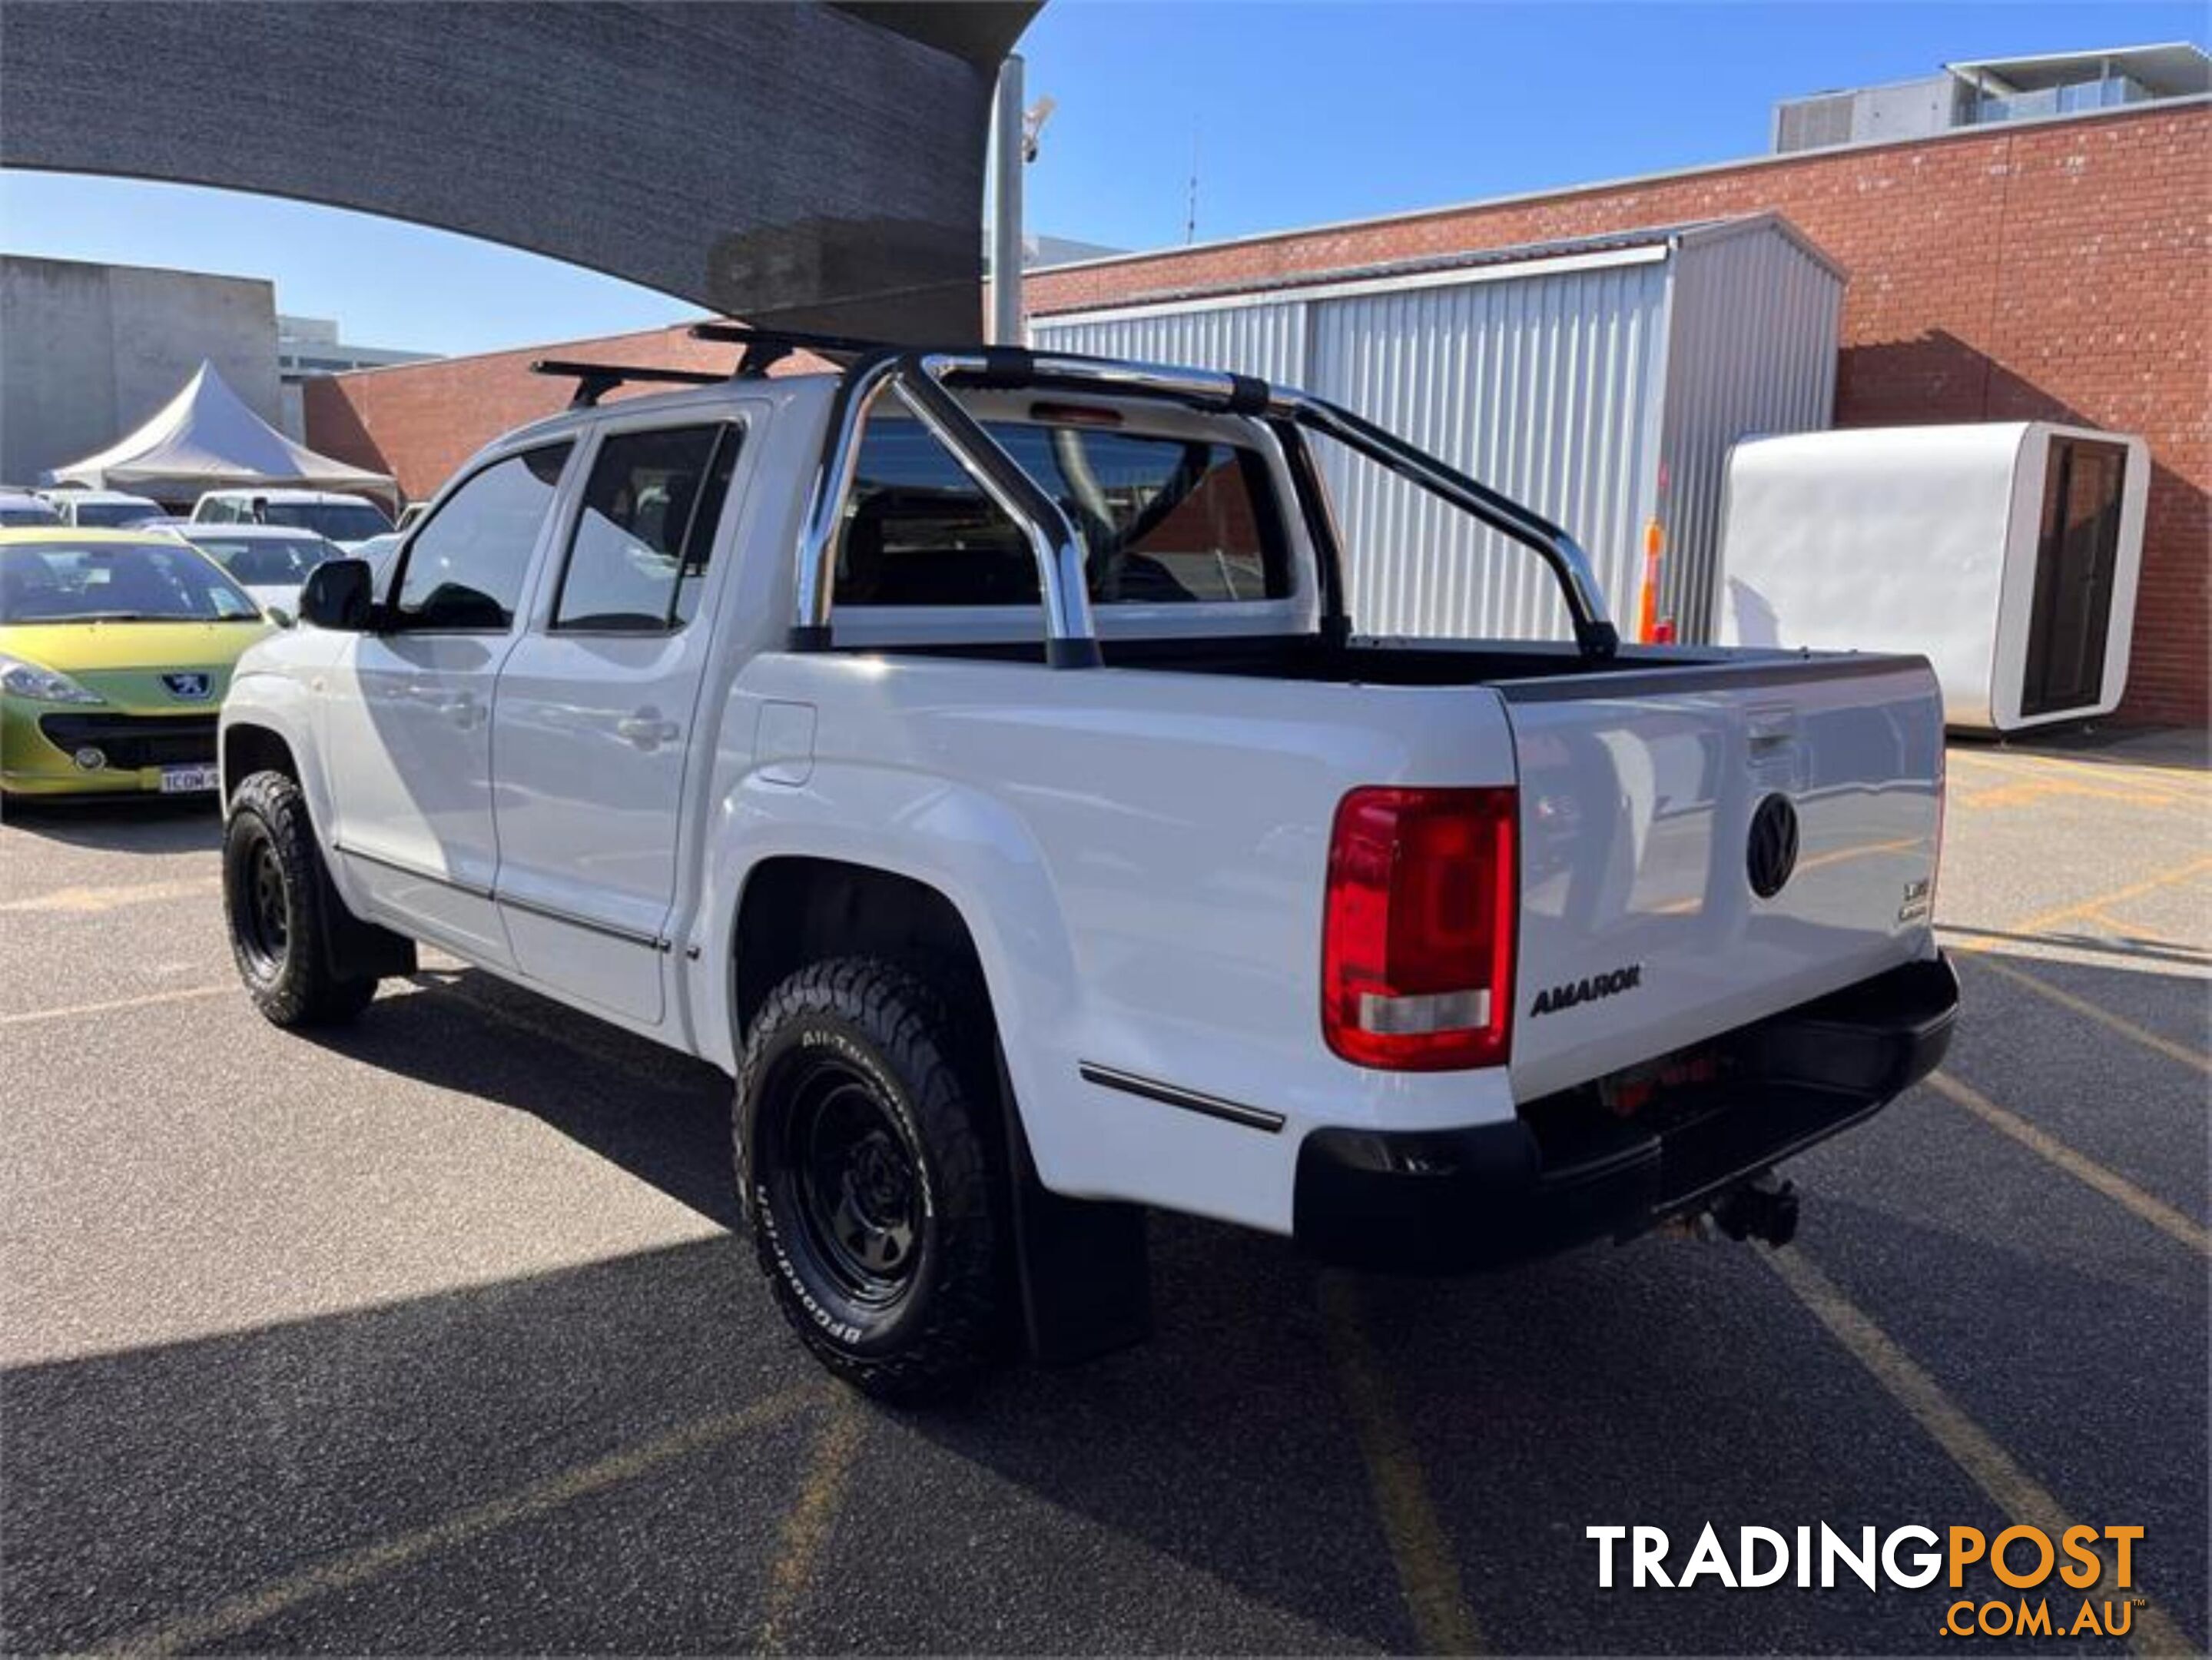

[1710,1174,1800,1248]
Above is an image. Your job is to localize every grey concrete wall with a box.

[0,255,282,486]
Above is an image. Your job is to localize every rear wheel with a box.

[223,771,377,1026]
[736,958,1007,1400]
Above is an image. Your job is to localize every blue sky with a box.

[2,2,2200,357]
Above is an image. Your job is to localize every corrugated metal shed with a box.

[1033,214,1842,642]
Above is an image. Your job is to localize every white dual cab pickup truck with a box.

[218,330,1958,1398]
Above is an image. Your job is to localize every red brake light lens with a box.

[1322,786,1517,1071]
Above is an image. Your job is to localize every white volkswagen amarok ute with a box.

[217,330,1958,1399]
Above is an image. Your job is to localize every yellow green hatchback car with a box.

[0,529,269,800]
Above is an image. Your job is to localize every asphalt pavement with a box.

[2,729,2204,1655]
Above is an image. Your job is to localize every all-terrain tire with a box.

[223,770,378,1027]
[735,957,1007,1401]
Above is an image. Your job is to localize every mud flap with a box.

[318,858,417,982]
[997,1051,1152,1365]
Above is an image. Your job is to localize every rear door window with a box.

[551,423,739,631]
[834,416,1291,608]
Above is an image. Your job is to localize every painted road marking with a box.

[1763,1248,2195,1656]
[755,1388,868,1653]
[1945,749,2212,797]
[101,1386,817,1657]
[2003,856,2212,940]
[1925,1072,2207,1255]
[0,876,221,914]
[1318,1273,1484,1654]
[0,983,228,1027]
[1951,949,2210,1076]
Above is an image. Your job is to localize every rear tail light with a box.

[1322,786,1517,1071]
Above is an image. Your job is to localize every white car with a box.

[167,523,346,622]
[190,487,393,548]
[347,532,406,586]
[46,488,164,529]
[218,337,1957,1399]
[0,489,60,527]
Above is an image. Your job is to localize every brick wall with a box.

[310,101,2208,724]
[1021,103,2209,727]
[303,324,738,508]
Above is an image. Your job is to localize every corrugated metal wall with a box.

[1308,262,1670,639]
[1656,227,1842,639]
[1030,301,1310,388]
[1033,221,1840,643]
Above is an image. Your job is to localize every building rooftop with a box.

[1945,42,2210,98]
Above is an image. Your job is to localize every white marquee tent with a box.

[43,360,397,510]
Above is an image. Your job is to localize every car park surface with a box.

[0,730,2203,1654]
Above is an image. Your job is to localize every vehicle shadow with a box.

[10,959,2198,1653]
[307,966,742,1228]
[0,794,221,854]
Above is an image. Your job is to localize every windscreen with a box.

[835,415,1292,609]
[189,535,344,587]
[260,500,393,541]
[71,502,160,529]
[0,541,262,623]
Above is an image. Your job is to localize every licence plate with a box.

[158,764,220,795]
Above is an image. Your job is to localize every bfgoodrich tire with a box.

[736,957,1007,1401]
[223,770,378,1027]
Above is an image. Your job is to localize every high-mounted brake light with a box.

[1322,786,1517,1071]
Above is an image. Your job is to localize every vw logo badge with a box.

[162,672,212,700]
[1746,793,1800,898]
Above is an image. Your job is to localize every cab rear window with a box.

[834,416,1292,608]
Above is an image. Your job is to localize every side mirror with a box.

[264,604,297,629]
[298,558,376,631]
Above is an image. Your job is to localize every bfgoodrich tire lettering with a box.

[735,957,1006,1401]
[223,770,378,1027]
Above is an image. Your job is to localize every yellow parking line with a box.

[1947,749,2212,795]
[755,1388,868,1653]
[1950,949,2210,1076]
[2005,856,2212,939]
[1763,1249,2194,1656]
[1953,776,2187,812]
[1925,1072,2207,1256]
[101,1386,817,1657]
[1318,1273,1484,1654]
[0,983,228,1028]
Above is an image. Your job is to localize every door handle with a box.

[618,713,681,749]
[406,682,474,715]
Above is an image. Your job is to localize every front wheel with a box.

[735,958,1007,1401]
[223,771,377,1027]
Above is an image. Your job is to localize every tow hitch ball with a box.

[1710,1174,1799,1248]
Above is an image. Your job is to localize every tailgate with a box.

[1504,655,1944,1101]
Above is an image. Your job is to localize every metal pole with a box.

[990,53,1024,346]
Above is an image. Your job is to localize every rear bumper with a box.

[1294,954,1959,1272]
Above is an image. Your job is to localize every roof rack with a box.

[688,323,910,376]
[529,359,731,410]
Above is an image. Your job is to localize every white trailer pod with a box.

[1716,423,2148,732]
